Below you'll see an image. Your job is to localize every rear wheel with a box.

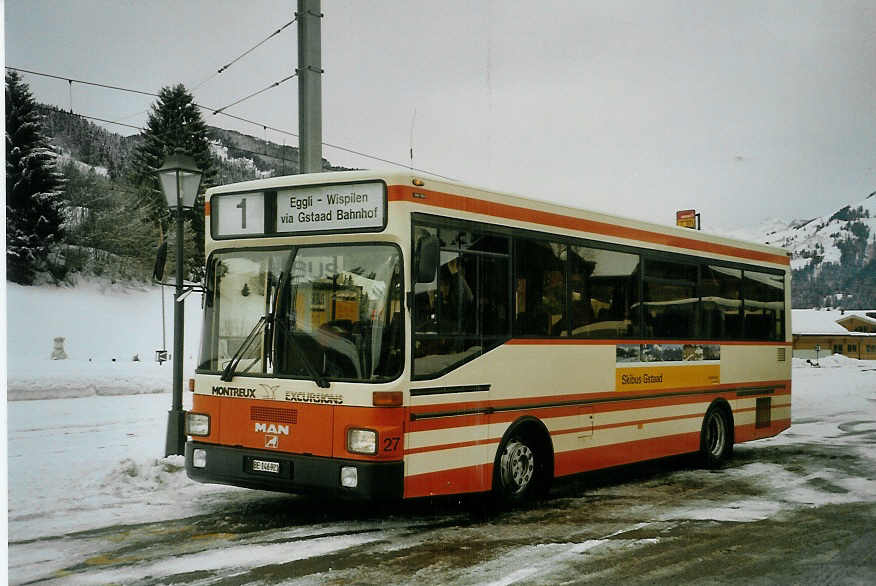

[700,405,733,467]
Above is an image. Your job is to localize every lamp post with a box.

[157,148,203,457]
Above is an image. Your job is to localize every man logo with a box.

[265,435,279,449]
[254,422,290,435]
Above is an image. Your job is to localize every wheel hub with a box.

[501,439,535,493]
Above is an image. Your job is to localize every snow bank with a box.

[103,455,192,497]
[6,357,176,400]
[793,353,870,369]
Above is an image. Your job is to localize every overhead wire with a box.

[6,65,458,180]
[191,15,297,93]
[8,66,159,98]
[212,72,297,115]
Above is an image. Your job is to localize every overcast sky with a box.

[5,0,875,230]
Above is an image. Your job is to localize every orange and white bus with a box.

[185,170,791,502]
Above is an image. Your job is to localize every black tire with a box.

[493,430,551,504]
[700,405,733,467]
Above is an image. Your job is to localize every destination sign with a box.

[277,182,385,234]
[211,181,386,239]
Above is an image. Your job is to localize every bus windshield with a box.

[198,244,403,383]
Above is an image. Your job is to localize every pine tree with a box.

[6,71,65,284]
[130,84,215,280]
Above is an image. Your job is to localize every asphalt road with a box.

[11,440,875,585]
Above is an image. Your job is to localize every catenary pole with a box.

[297,0,323,174]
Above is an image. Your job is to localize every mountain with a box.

[25,105,354,285]
[763,194,876,272]
[38,105,353,184]
[719,193,876,308]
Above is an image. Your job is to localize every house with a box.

[792,309,876,360]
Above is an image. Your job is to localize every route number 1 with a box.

[236,198,247,229]
[215,192,265,236]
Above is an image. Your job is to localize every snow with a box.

[655,355,876,525]
[761,192,876,272]
[713,191,876,273]
[57,152,109,177]
[5,280,876,582]
[791,308,876,335]
[6,279,202,400]
[209,141,274,179]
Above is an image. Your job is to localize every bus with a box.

[185,170,791,502]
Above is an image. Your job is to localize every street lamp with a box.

[157,148,202,457]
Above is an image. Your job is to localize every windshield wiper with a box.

[276,315,330,388]
[220,315,268,382]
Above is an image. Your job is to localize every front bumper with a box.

[185,441,404,499]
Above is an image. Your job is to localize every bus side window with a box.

[570,246,640,339]
[412,222,511,379]
[514,238,566,337]
[742,270,784,341]
[701,265,741,340]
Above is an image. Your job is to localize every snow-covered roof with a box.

[836,312,876,327]
[793,308,876,335]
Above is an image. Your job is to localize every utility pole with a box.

[298,0,323,174]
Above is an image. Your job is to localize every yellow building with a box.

[792,309,876,360]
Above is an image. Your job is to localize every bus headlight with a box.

[186,412,210,436]
[347,428,377,455]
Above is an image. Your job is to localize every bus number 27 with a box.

[383,437,400,452]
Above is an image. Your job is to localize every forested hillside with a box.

[10,96,349,285]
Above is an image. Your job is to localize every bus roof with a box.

[205,169,790,264]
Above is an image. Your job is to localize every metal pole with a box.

[165,174,187,456]
[298,0,323,174]
[161,284,167,354]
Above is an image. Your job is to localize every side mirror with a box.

[152,241,168,283]
[415,235,439,283]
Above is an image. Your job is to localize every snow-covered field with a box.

[6,280,202,400]
[5,281,876,583]
[5,280,264,536]
[5,281,287,581]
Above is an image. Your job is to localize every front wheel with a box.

[700,405,733,467]
[493,432,550,504]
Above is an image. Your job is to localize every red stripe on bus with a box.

[388,185,790,266]
[554,431,702,476]
[553,411,705,437]
[734,418,791,443]
[409,409,707,456]
[405,438,500,456]
[404,464,494,498]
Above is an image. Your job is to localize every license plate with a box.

[251,459,280,474]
